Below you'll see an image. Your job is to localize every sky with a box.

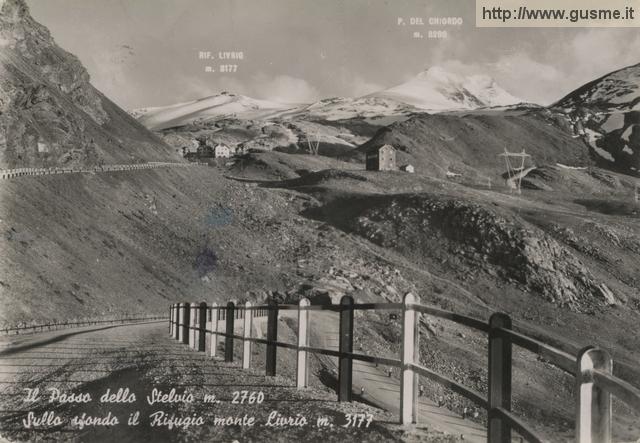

[27,0,640,110]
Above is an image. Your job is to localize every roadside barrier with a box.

[2,315,167,335]
[168,296,640,443]
[0,162,208,179]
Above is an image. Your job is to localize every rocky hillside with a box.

[555,63,640,112]
[358,109,592,182]
[329,193,616,310]
[271,170,637,312]
[0,0,177,169]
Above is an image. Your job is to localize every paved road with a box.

[259,310,486,442]
[0,314,485,442]
[0,320,404,443]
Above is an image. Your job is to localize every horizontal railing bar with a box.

[232,332,401,365]
[409,304,489,332]
[238,339,342,359]
[301,345,342,358]
[345,352,401,367]
[236,304,342,312]
[239,336,298,350]
[410,363,488,409]
[7,316,166,327]
[590,369,640,412]
[232,304,296,311]
[241,303,486,321]
[352,303,403,311]
[213,332,244,340]
[275,305,298,311]
[497,328,576,375]
[271,340,298,350]
[492,407,545,443]
[2,316,167,333]
[246,304,397,312]
[223,334,402,366]
[302,305,343,312]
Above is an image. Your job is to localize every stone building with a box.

[214,144,231,158]
[365,144,396,171]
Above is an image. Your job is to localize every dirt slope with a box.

[0,165,303,326]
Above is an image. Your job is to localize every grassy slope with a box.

[358,110,593,182]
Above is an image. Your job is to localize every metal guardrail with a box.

[0,162,208,179]
[168,296,640,443]
[1,315,167,335]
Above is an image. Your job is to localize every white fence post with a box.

[401,292,419,425]
[242,302,252,369]
[210,303,218,357]
[169,304,174,337]
[173,303,179,340]
[178,303,187,343]
[576,347,612,443]
[296,297,310,389]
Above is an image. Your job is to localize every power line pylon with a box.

[499,149,531,195]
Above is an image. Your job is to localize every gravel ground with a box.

[0,321,459,442]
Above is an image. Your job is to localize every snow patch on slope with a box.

[556,63,640,112]
[281,96,421,121]
[369,66,522,111]
[134,92,296,130]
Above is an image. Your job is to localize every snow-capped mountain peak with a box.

[133,92,295,130]
[133,67,523,128]
[369,66,522,111]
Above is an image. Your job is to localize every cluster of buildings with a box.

[182,142,236,160]
[181,137,416,174]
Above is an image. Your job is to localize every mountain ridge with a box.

[133,92,297,131]
[554,62,640,112]
[132,66,523,129]
[368,66,522,111]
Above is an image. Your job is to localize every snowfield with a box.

[556,62,640,112]
[133,66,523,127]
[369,66,522,111]
[133,93,297,130]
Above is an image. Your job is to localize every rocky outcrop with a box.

[348,194,614,310]
[0,0,176,168]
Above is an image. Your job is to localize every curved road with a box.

[0,321,404,442]
[303,311,486,442]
